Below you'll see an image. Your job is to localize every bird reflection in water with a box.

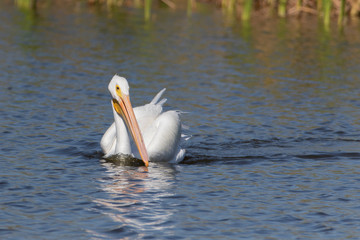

[93,161,179,234]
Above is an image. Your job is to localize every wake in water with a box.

[74,132,360,167]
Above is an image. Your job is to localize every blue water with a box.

[1,1,360,239]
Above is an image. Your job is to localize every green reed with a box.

[338,0,345,25]
[144,0,152,20]
[296,0,302,12]
[278,0,287,17]
[226,0,237,15]
[242,0,253,21]
[323,0,332,27]
[187,0,193,16]
[15,0,36,9]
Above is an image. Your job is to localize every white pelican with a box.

[100,75,186,167]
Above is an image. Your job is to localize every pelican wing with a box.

[144,110,183,163]
[100,122,116,156]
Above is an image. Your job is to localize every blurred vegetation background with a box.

[13,0,359,28]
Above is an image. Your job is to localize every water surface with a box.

[1,1,360,239]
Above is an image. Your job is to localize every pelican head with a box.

[108,74,149,167]
[108,75,130,100]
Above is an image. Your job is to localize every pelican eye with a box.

[115,84,122,97]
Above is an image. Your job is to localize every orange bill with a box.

[112,96,149,167]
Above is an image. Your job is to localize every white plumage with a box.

[101,75,186,166]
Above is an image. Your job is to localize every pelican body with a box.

[101,75,186,166]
